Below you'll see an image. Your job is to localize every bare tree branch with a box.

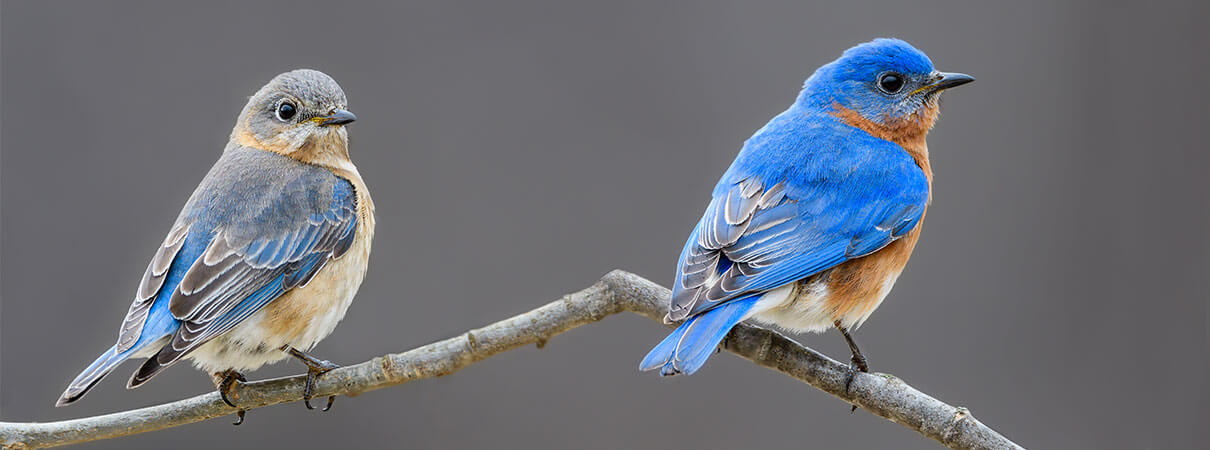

[0,270,1023,449]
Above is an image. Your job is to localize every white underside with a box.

[746,269,902,333]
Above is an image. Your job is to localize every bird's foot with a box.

[843,353,869,413]
[303,361,340,411]
[834,321,870,413]
[283,346,341,411]
[845,352,870,389]
[212,370,248,425]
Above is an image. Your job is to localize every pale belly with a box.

[748,268,902,333]
[745,229,919,334]
[186,210,374,374]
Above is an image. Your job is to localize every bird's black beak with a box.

[920,72,975,94]
[314,109,357,126]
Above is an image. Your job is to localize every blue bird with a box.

[641,39,972,379]
[57,69,375,424]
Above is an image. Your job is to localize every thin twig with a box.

[0,270,1023,449]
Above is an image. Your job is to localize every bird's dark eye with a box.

[275,102,297,122]
[877,72,905,94]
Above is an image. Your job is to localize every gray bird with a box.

[57,69,375,425]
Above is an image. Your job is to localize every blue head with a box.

[797,39,972,132]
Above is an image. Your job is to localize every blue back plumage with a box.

[642,38,936,376]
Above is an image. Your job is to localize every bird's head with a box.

[232,69,356,165]
[798,38,973,142]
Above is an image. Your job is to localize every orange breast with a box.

[820,223,923,326]
[821,103,937,328]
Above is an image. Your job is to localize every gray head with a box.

[233,69,356,157]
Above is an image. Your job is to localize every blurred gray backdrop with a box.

[3,1,1208,448]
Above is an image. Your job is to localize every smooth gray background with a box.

[3,1,1207,448]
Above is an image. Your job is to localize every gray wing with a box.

[115,146,359,386]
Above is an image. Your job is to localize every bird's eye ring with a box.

[275,101,297,122]
[877,72,905,94]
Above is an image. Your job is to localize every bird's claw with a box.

[284,346,342,412]
[844,354,870,413]
[302,362,340,411]
[217,371,246,408]
[851,352,870,374]
[232,409,246,426]
[214,370,248,425]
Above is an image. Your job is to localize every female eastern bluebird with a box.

[56,69,375,423]
[641,39,973,381]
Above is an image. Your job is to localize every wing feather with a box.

[160,193,357,358]
[118,223,190,353]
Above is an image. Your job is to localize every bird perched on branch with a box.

[641,39,972,383]
[57,69,375,424]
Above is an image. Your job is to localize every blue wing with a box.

[58,147,359,404]
[126,176,358,385]
[666,114,929,322]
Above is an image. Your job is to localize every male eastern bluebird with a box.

[56,69,375,424]
[640,39,972,382]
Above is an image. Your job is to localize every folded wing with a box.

[667,148,928,322]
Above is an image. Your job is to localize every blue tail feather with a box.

[57,307,177,406]
[640,296,759,376]
[56,344,131,406]
[639,316,694,372]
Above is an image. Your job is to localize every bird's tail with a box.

[56,344,134,407]
[639,296,759,376]
[127,341,192,389]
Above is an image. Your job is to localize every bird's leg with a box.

[835,321,869,413]
[211,369,248,425]
[282,346,341,411]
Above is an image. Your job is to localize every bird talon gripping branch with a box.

[214,370,246,409]
[285,346,342,411]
